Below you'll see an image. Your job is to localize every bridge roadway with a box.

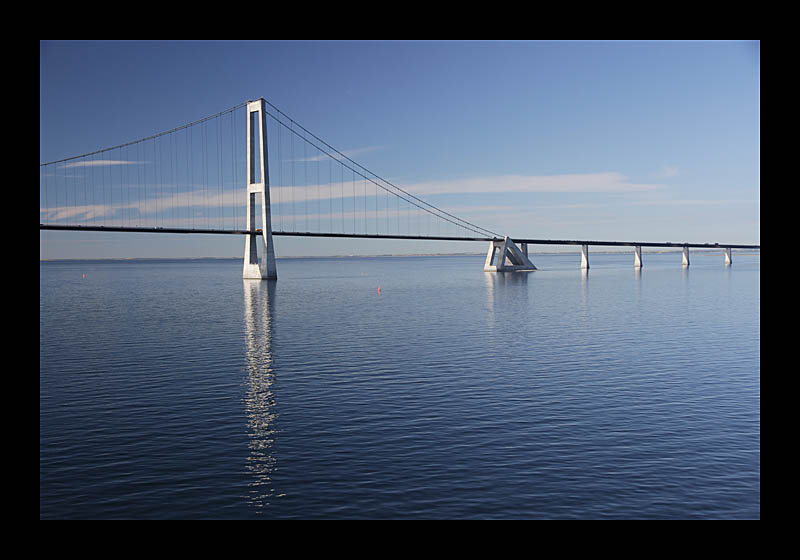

[39,224,761,250]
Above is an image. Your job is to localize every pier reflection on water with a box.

[243,279,279,511]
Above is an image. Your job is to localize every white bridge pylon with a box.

[484,237,537,272]
[243,98,277,280]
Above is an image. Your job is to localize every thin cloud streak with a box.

[63,159,144,168]
[405,172,665,195]
[287,145,383,163]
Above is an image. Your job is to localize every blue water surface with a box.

[40,252,760,519]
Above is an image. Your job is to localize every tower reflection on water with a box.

[243,279,279,511]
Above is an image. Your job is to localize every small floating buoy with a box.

[378,286,381,295]
[82,273,86,279]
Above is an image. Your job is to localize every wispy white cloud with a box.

[53,170,751,231]
[41,170,671,223]
[289,145,383,163]
[625,198,752,207]
[63,159,144,168]
[40,187,237,223]
[405,172,665,196]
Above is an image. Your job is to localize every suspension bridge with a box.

[40,98,760,278]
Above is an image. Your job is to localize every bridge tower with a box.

[243,98,278,279]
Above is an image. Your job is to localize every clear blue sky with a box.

[40,40,760,259]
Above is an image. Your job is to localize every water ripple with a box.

[41,254,759,518]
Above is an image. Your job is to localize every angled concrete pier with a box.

[243,98,277,280]
[484,237,537,272]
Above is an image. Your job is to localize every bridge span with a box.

[40,223,760,271]
[40,98,759,277]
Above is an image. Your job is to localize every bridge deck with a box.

[39,224,761,250]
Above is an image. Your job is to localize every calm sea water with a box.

[40,252,760,519]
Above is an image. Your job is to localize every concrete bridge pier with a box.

[634,245,643,268]
[682,246,690,267]
[581,244,590,270]
[725,247,732,266]
[484,237,537,272]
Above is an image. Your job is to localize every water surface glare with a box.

[40,252,760,519]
